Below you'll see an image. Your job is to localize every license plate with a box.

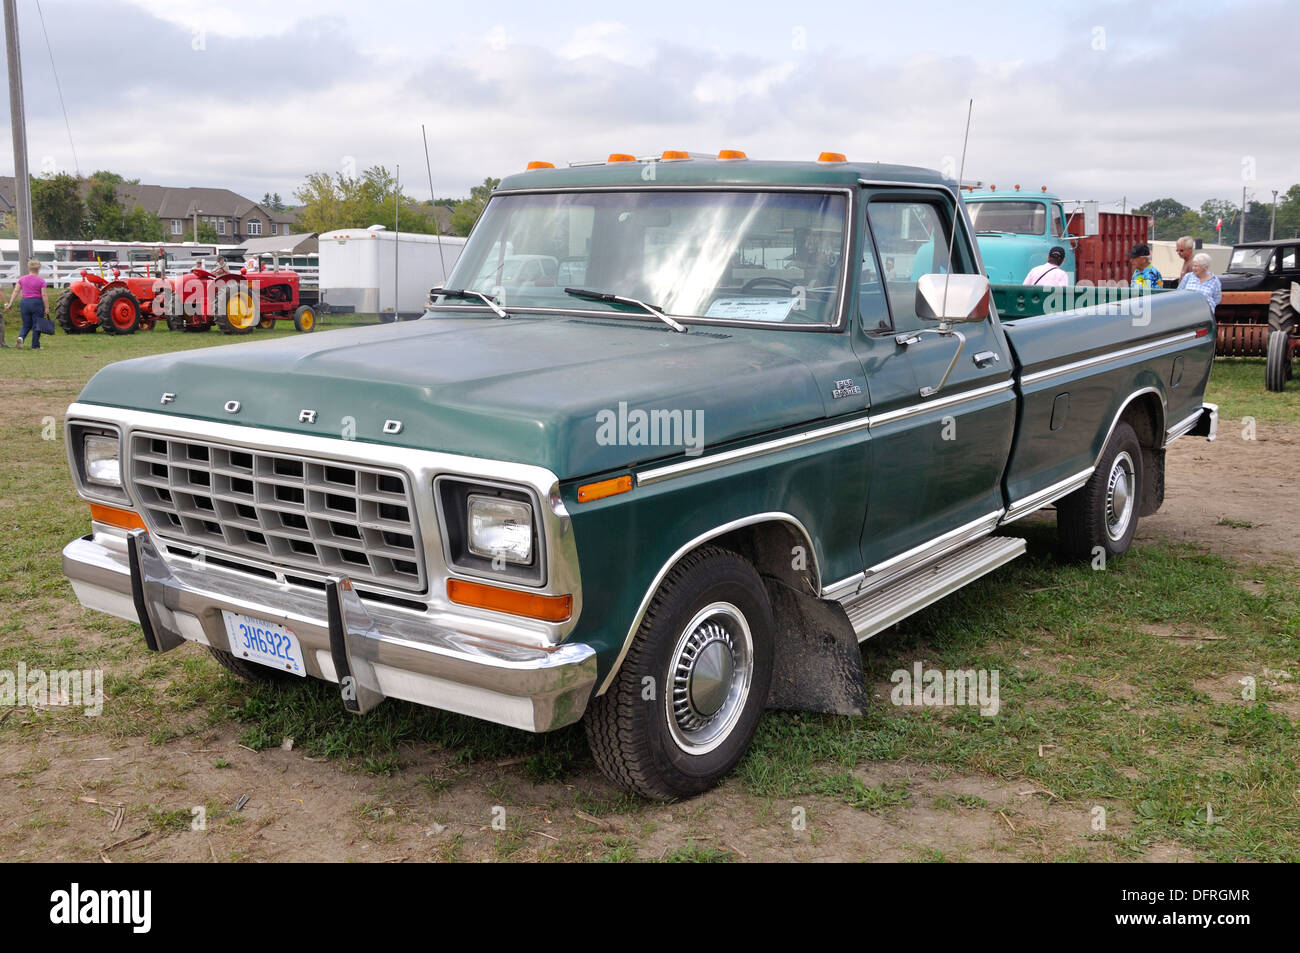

[221,611,306,677]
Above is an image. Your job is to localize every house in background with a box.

[117,184,299,241]
[0,176,298,241]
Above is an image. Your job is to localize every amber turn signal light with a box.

[447,579,573,623]
[577,475,633,503]
[89,503,146,531]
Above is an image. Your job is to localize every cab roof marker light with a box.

[526,160,555,170]
[607,153,637,163]
[660,150,691,161]
[817,152,847,163]
[716,149,747,161]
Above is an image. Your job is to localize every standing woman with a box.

[7,259,48,349]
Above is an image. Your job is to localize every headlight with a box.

[84,433,122,488]
[468,495,533,564]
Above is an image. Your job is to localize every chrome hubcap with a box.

[667,602,753,755]
[1106,451,1136,542]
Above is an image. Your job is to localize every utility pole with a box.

[1239,186,1247,244]
[1270,189,1279,241]
[4,0,34,265]
[393,164,400,319]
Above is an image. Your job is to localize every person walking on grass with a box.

[6,259,49,349]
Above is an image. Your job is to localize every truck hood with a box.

[77,314,831,480]
[1217,271,1264,291]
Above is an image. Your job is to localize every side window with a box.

[1282,247,1297,270]
[1051,203,1064,237]
[866,198,972,333]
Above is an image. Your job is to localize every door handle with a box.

[973,350,1000,368]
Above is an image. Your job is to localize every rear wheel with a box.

[293,304,316,332]
[96,287,141,334]
[1268,288,1297,334]
[1057,421,1143,561]
[56,290,97,333]
[258,316,276,329]
[584,546,774,800]
[1266,329,1293,392]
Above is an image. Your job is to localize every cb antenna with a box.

[941,98,973,318]
[422,124,448,279]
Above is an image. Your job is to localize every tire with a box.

[584,546,774,800]
[1268,288,1297,334]
[258,316,275,329]
[97,287,142,334]
[206,646,297,684]
[215,284,257,335]
[293,304,317,332]
[1266,329,1292,392]
[56,290,97,333]
[1057,421,1143,562]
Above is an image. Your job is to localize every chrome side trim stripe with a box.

[1001,467,1095,524]
[866,379,1014,428]
[1020,331,1197,386]
[636,380,1014,487]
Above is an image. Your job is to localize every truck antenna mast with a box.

[422,124,448,279]
[941,99,974,317]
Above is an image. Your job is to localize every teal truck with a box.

[963,188,1077,284]
[62,152,1218,799]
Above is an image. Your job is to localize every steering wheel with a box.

[741,276,798,292]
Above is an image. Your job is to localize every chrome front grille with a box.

[128,434,425,593]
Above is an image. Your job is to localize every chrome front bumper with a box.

[63,531,597,732]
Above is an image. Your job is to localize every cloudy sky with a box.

[1,0,1294,212]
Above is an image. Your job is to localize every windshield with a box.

[966,200,1047,236]
[438,190,849,326]
[1228,247,1271,271]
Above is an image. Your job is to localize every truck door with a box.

[852,187,1017,575]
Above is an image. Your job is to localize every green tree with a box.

[1134,198,1193,241]
[31,172,86,239]
[1200,199,1238,241]
[195,221,219,243]
[261,191,285,212]
[293,165,437,233]
[1274,184,1300,239]
[450,177,500,236]
[86,178,125,239]
[121,205,164,242]
[89,170,138,185]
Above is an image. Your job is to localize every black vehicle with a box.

[1219,240,1299,327]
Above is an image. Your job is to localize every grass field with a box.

[1,320,1297,861]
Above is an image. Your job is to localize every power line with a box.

[34,0,77,176]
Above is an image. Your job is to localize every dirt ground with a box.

[1,421,1295,863]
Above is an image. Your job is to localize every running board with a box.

[840,536,1026,642]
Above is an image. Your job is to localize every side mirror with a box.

[915,273,991,324]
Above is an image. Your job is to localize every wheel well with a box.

[707,519,819,597]
[1120,392,1166,517]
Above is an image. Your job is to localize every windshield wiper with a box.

[431,288,510,318]
[563,287,687,333]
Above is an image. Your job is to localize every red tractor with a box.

[56,268,164,334]
[160,264,320,334]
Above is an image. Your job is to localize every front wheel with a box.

[293,304,316,332]
[1056,421,1143,561]
[584,546,773,800]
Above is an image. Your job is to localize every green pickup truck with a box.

[62,153,1218,799]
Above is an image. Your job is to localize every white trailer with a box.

[317,227,466,319]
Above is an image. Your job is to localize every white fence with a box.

[0,260,319,288]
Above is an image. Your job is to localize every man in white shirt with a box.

[1023,246,1069,287]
